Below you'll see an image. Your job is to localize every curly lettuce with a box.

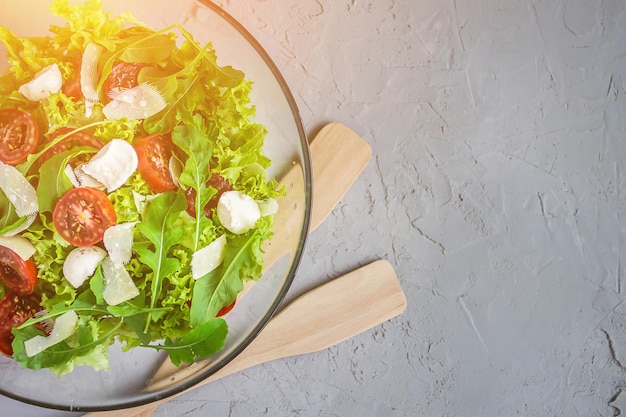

[1,0,280,376]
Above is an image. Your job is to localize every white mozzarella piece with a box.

[63,246,107,288]
[217,191,261,235]
[18,63,63,101]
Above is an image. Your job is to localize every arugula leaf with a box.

[189,222,271,327]
[172,115,216,252]
[50,0,145,52]
[95,24,179,94]
[135,192,186,328]
[0,26,59,84]
[142,64,202,134]
[0,193,23,234]
[118,33,176,64]
[90,266,105,305]
[142,36,244,134]
[154,318,227,366]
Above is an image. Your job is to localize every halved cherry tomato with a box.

[61,58,82,101]
[53,187,117,247]
[133,133,177,193]
[0,245,38,296]
[0,292,42,356]
[62,72,82,101]
[185,173,233,218]
[0,108,39,165]
[102,62,144,101]
[184,299,236,318]
[216,300,236,317]
[40,127,103,165]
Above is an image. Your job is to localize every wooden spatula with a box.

[89,260,406,417]
[308,122,372,229]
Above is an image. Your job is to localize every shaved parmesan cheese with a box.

[80,42,103,117]
[80,139,138,192]
[0,235,36,260]
[102,83,166,120]
[169,156,183,188]
[63,246,107,288]
[64,164,81,188]
[72,164,106,190]
[257,198,279,217]
[104,222,136,266]
[18,63,62,101]
[102,257,139,306]
[217,191,261,234]
[191,234,227,279]
[24,311,79,357]
[0,161,38,217]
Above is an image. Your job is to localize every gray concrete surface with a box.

[3,0,626,415]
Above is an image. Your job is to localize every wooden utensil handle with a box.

[89,260,405,417]
[205,260,407,372]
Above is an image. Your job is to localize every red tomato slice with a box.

[0,108,39,165]
[62,73,82,101]
[0,245,38,296]
[41,128,103,165]
[185,173,233,218]
[0,292,42,356]
[61,58,82,101]
[216,300,236,317]
[184,299,236,318]
[53,187,117,247]
[102,62,144,101]
[134,134,177,193]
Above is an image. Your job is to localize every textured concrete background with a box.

[3,0,626,415]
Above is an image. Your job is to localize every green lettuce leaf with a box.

[0,0,280,375]
[118,33,176,64]
[49,0,145,52]
[21,223,76,310]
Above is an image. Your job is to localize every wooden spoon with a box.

[89,260,405,417]
[84,122,373,416]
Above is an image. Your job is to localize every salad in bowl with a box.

[0,0,284,377]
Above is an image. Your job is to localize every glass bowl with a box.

[0,0,311,411]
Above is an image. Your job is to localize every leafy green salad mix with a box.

[0,0,280,375]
